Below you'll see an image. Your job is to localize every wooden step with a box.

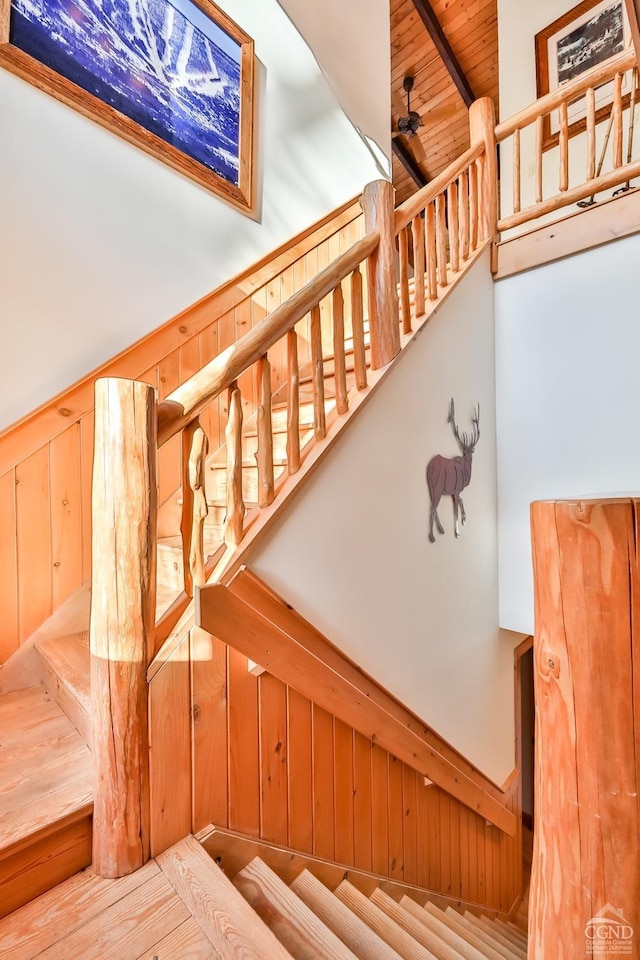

[234,856,358,960]
[290,869,404,960]
[370,888,465,960]
[0,685,92,919]
[461,915,526,960]
[156,508,226,591]
[440,908,521,960]
[402,899,505,960]
[503,921,528,944]
[157,836,293,960]
[334,881,438,960]
[34,634,91,749]
[492,920,527,951]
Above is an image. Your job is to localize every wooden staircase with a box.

[0,833,528,958]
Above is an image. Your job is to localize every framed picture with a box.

[535,0,632,149]
[0,0,255,211]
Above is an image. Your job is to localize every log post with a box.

[530,498,640,960]
[90,378,157,878]
[469,97,498,255]
[360,179,400,369]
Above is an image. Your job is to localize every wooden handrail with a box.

[394,143,484,234]
[495,48,636,143]
[157,231,380,447]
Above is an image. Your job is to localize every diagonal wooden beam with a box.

[410,0,475,107]
[392,136,428,188]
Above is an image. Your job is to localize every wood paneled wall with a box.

[0,207,363,664]
[149,626,522,915]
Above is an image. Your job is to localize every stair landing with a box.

[0,684,92,919]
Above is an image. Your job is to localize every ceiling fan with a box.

[392,75,458,164]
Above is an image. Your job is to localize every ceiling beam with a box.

[410,0,475,108]
[392,137,428,188]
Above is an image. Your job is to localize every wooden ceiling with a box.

[391,0,499,204]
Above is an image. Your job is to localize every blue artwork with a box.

[9,0,242,185]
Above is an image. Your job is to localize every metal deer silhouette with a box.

[426,399,480,543]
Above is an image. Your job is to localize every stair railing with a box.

[496,48,638,232]
[89,102,499,877]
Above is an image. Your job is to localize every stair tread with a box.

[441,908,521,960]
[402,899,505,960]
[0,685,92,856]
[156,836,294,960]
[461,915,526,959]
[234,857,358,960]
[34,634,91,748]
[290,869,404,960]
[334,881,439,960]
[370,889,465,960]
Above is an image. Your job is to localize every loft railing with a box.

[496,48,639,232]
[88,102,497,877]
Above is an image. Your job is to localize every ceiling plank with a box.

[392,137,428,188]
[409,0,475,107]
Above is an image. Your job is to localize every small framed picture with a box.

[535,0,632,148]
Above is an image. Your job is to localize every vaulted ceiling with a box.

[391,0,500,204]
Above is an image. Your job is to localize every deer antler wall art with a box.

[426,398,480,543]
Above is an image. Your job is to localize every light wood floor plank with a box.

[0,862,161,960]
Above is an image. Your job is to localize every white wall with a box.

[277,0,391,162]
[495,233,640,635]
[0,0,386,430]
[249,251,520,787]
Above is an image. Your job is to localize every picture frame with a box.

[535,0,632,149]
[0,0,255,211]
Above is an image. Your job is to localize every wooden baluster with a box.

[586,87,596,181]
[310,304,326,439]
[286,329,300,475]
[256,355,274,507]
[224,381,244,547]
[513,127,521,214]
[436,192,448,288]
[332,284,348,415]
[559,101,569,192]
[447,180,460,273]
[411,214,426,319]
[536,116,544,204]
[468,162,479,251]
[350,267,367,390]
[458,170,469,263]
[181,418,209,598]
[426,201,438,299]
[398,226,412,334]
[360,180,401,369]
[613,71,623,168]
[90,377,156,878]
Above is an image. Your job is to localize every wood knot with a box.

[192,704,202,721]
[179,325,188,334]
[540,652,560,680]
[58,407,72,417]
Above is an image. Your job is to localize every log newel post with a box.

[530,498,640,960]
[90,377,157,879]
[360,179,401,369]
[469,98,498,257]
